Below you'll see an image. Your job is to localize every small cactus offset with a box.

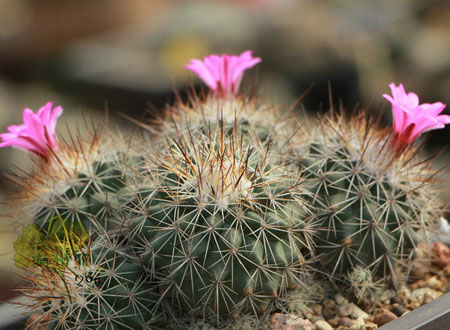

[2,53,449,329]
[12,127,145,237]
[20,234,161,329]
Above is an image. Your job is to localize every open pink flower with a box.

[383,83,450,146]
[185,50,261,96]
[0,102,63,159]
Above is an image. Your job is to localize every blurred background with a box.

[0,0,449,303]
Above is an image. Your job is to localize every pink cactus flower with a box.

[383,83,450,146]
[185,50,261,96]
[0,102,63,159]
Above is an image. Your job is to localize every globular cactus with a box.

[13,216,88,270]
[293,113,442,284]
[14,130,144,238]
[3,54,449,329]
[20,233,161,329]
[129,116,315,320]
[347,266,382,302]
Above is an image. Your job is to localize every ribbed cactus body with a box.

[296,115,440,281]
[25,235,160,330]
[129,119,313,319]
[29,151,144,236]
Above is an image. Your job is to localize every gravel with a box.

[265,241,450,329]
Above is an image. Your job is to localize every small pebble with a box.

[432,241,450,266]
[312,303,323,316]
[286,316,312,330]
[362,321,378,329]
[411,288,442,301]
[406,300,422,310]
[390,296,403,304]
[337,302,353,317]
[323,309,336,320]
[410,260,428,279]
[323,299,336,310]
[350,304,369,320]
[314,320,333,330]
[426,276,442,291]
[350,317,365,329]
[423,293,434,305]
[310,316,324,324]
[338,316,354,327]
[392,305,407,317]
[269,313,312,330]
[374,311,398,326]
[335,293,345,305]
[322,300,336,320]
[444,264,450,276]
[327,317,339,328]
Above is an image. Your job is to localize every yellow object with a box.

[160,34,209,79]
[13,223,44,268]
[13,216,89,272]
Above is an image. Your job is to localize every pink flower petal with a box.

[410,118,441,140]
[37,102,53,124]
[203,55,222,82]
[185,60,217,90]
[185,50,261,96]
[6,124,27,135]
[406,92,419,108]
[48,105,63,135]
[384,83,449,147]
[0,103,63,158]
[420,102,447,117]
[0,135,46,155]
[22,109,46,146]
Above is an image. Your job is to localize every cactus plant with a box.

[20,233,161,329]
[128,115,315,321]
[293,113,442,284]
[3,54,449,329]
[11,128,146,236]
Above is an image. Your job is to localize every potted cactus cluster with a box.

[2,50,450,329]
